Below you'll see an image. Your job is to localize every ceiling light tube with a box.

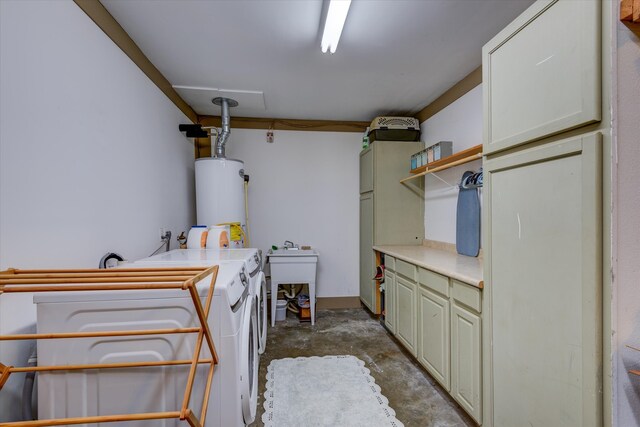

[321,0,352,54]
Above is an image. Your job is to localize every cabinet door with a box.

[359,148,373,193]
[451,303,482,424]
[359,192,375,311]
[483,133,602,426]
[418,286,450,391]
[373,141,424,245]
[384,270,396,334]
[483,0,600,154]
[395,276,417,356]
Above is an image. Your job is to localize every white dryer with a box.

[138,249,267,355]
[35,261,258,427]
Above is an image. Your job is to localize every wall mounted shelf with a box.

[401,144,482,184]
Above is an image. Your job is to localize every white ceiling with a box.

[102,0,534,122]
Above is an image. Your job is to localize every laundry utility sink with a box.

[267,249,318,326]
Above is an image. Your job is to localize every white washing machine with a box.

[35,261,258,427]
[138,249,267,355]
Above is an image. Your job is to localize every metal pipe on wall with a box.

[212,97,238,158]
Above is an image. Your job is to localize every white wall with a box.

[0,1,195,420]
[613,22,640,427]
[223,129,361,298]
[420,85,483,244]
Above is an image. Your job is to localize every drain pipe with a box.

[22,347,37,420]
[212,97,238,158]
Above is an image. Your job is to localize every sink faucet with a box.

[283,240,296,249]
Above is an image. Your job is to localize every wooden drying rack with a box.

[0,266,220,427]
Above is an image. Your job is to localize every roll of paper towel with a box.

[206,225,230,248]
[187,225,208,249]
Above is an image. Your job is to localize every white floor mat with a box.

[262,355,404,427]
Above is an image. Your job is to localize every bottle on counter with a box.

[362,127,370,150]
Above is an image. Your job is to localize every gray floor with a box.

[250,308,475,427]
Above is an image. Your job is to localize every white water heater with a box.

[195,157,245,228]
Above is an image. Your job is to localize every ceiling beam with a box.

[73,0,198,123]
[198,115,370,133]
[195,116,370,158]
[415,66,482,124]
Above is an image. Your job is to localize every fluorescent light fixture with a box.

[321,0,352,54]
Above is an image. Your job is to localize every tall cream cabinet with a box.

[359,141,424,313]
[482,1,607,426]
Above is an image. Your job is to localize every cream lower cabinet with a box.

[384,268,396,335]
[451,302,482,423]
[395,275,417,356]
[382,256,483,424]
[418,286,450,391]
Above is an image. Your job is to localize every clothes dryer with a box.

[138,249,267,354]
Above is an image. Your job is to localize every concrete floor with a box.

[250,308,476,427]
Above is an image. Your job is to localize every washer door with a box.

[256,271,267,354]
[240,296,258,424]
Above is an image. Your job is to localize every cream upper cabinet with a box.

[483,132,602,426]
[373,142,424,245]
[359,147,374,193]
[483,0,601,154]
[384,268,396,334]
[418,286,450,391]
[395,275,417,356]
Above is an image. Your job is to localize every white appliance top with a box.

[138,248,261,275]
[33,261,247,307]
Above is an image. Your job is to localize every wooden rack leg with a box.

[181,267,218,420]
[200,362,216,425]
[187,283,217,363]
[202,270,219,363]
[184,409,202,427]
[180,329,205,419]
[0,363,12,389]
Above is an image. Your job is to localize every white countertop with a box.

[373,245,483,289]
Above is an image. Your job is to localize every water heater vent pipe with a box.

[212,97,238,158]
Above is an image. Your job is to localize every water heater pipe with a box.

[212,97,238,158]
[244,179,251,247]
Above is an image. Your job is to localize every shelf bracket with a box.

[429,172,457,188]
[400,176,425,198]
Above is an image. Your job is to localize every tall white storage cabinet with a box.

[359,141,424,313]
[482,1,606,426]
